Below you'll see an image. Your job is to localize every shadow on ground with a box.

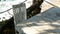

[25,6,60,25]
[22,7,60,34]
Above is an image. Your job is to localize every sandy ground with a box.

[16,0,60,34]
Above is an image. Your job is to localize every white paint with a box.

[0,0,26,21]
[0,0,32,21]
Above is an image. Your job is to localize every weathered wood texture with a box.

[13,3,27,24]
[13,3,27,34]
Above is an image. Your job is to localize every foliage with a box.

[0,17,15,34]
